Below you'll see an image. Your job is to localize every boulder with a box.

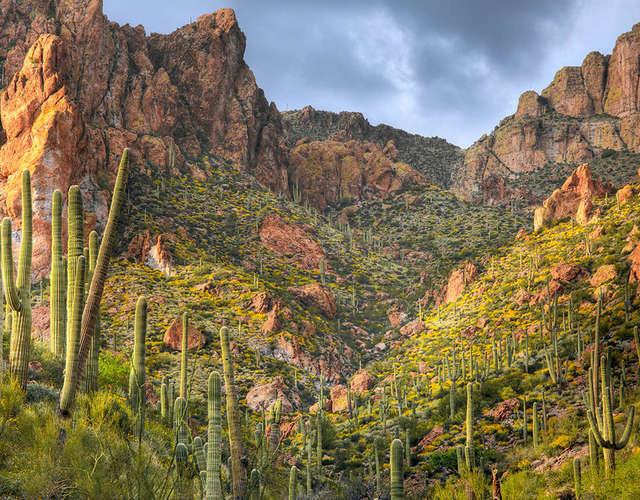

[245,376,298,413]
[289,283,337,319]
[441,261,478,304]
[329,384,349,413]
[550,263,587,283]
[533,164,609,231]
[616,184,636,205]
[349,369,373,394]
[259,215,325,271]
[590,264,617,288]
[163,316,205,350]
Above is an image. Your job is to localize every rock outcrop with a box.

[0,2,288,277]
[289,283,337,319]
[163,316,205,350]
[282,105,462,189]
[245,376,299,413]
[288,137,426,210]
[441,261,478,304]
[453,23,640,205]
[533,164,609,230]
[259,215,325,270]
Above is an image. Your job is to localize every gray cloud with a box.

[104,0,640,146]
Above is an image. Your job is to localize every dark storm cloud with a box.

[103,0,640,146]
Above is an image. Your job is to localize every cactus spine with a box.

[179,312,188,399]
[60,149,130,414]
[128,296,147,437]
[49,189,65,356]
[586,348,635,477]
[205,371,222,500]
[2,171,32,388]
[220,326,246,499]
[390,438,404,500]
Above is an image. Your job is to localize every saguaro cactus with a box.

[532,402,540,448]
[59,256,86,408]
[205,371,222,500]
[65,185,84,348]
[3,170,32,388]
[390,438,404,500]
[49,189,65,356]
[128,297,147,436]
[60,149,130,414]
[269,399,282,451]
[573,458,581,499]
[585,348,635,477]
[180,312,189,399]
[288,465,299,500]
[83,230,100,392]
[220,326,246,499]
[464,382,474,469]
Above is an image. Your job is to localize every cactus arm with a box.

[586,409,608,448]
[179,312,188,399]
[614,406,635,450]
[1,219,21,311]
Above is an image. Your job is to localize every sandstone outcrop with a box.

[259,215,325,270]
[289,283,337,319]
[533,164,608,230]
[127,230,173,275]
[441,261,478,304]
[0,2,288,277]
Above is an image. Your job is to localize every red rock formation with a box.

[349,369,373,394]
[289,283,337,319]
[288,137,426,210]
[329,384,349,413]
[259,214,325,270]
[163,316,205,350]
[0,2,288,277]
[533,164,609,230]
[441,261,478,304]
[453,23,640,204]
[127,230,173,275]
[550,263,587,283]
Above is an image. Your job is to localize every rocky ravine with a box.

[454,23,640,205]
[0,1,288,276]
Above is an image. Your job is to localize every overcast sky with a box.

[103,0,640,147]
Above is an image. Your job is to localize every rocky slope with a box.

[0,0,288,276]
[283,105,463,190]
[454,23,640,206]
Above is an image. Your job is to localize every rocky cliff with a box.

[454,23,640,205]
[0,0,288,275]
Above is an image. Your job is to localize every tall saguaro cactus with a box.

[59,255,86,407]
[49,189,65,356]
[586,348,635,477]
[220,326,246,499]
[205,371,222,500]
[83,230,100,392]
[66,185,84,348]
[390,438,404,500]
[128,297,147,436]
[464,382,474,469]
[60,149,130,415]
[180,312,188,399]
[2,170,32,388]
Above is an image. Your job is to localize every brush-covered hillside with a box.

[0,151,524,498]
